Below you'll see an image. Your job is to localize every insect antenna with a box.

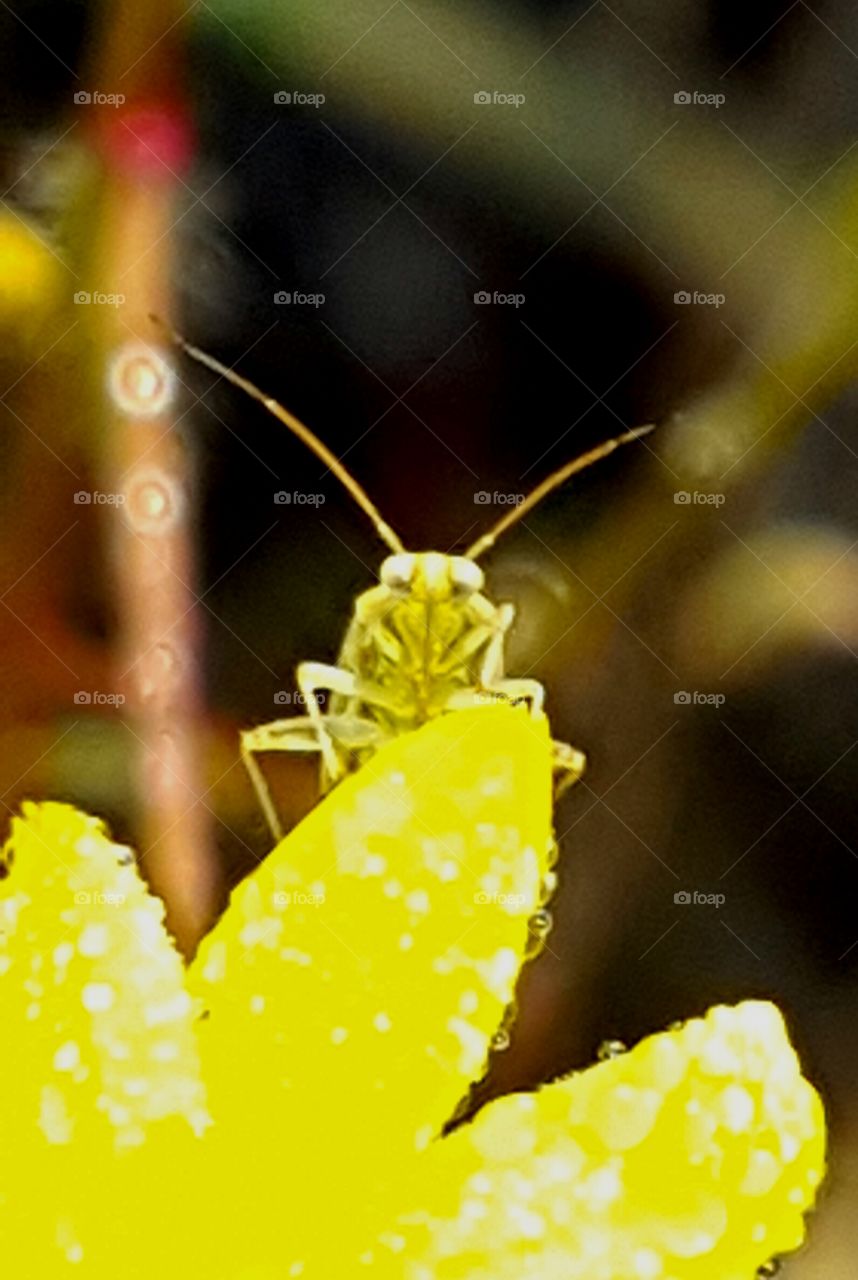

[465,425,656,560]
[152,317,406,556]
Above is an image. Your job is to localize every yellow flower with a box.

[0,706,825,1277]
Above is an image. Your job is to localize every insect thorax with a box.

[331,552,503,733]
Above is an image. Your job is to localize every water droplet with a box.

[109,344,175,417]
[539,870,558,904]
[757,1261,781,1278]
[528,909,553,938]
[124,468,184,535]
[597,1039,627,1061]
[491,1028,511,1051]
[138,642,180,701]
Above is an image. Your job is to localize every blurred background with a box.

[1,0,858,1273]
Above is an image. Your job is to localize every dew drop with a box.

[539,870,558,904]
[528,909,553,937]
[124,468,184,535]
[109,344,174,417]
[597,1039,628,1061]
[757,1261,781,1278]
[137,642,179,701]
[491,1028,511,1052]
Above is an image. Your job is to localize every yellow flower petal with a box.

[373,1001,825,1280]
[0,789,826,1277]
[0,802,208,1272]
[189,705,554,1252]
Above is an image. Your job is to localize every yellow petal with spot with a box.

[372,1001,825,1280]
[189,704,554,1260]
[0,802,208,1273]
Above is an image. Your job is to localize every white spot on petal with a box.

[82,983,115,1013]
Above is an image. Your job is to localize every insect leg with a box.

[473,621,589,800]
[294,661,357,782]
[551,738,587,800]
[240,721,299,842]
[480,676,545,716]
[486,678,587,796]
[477,601,515,687]
[241,718,339,840]
[295,660,402,773]
[476,619,586,793]
[240,714,387,840]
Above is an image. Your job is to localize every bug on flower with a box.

[165,325,653,840]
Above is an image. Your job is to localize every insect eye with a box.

[381,553,416,592]
[450,558,484,597]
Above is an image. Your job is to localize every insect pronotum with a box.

[162,322,654,841]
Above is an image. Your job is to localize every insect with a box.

[165,325,653,841]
